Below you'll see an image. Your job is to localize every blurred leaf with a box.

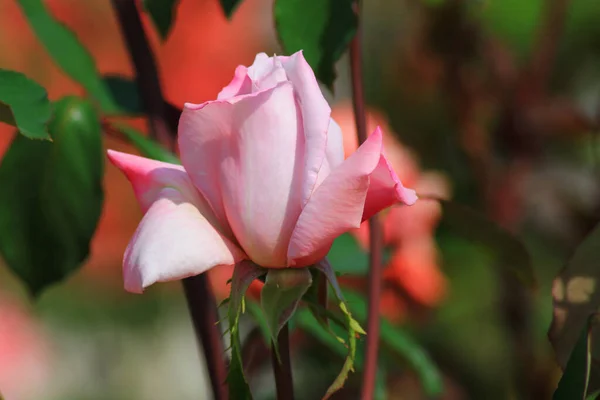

[328,233,368,275]
[261,268,312,354]
[327,233,392,275]
[0,96,104,295]
[553,316,596,399]
[274,0,357,89]
[103,76,143,115]
[17,0,117,112]
[102,75,182,130]
[219,0,244,18]
[227,261,264,400]
[142,0,179,39]
[0,69,51,140]
[436,199,536,288]
[344,290,444,397]
[246,300,271,343]
[588,391,600,400]
[550,221,600,369]
[112,123,180,164]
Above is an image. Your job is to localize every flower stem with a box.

[272,325,294,400]
[349,2,384,398]
[110,2,228,399]
[109,0,173,148]
[182,276,229,400]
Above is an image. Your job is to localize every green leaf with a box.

[17,0,117,112]
[227,261,264,400]
[102,75,181,131]
[294,308,389,400]
[550,221,600,370]
[343,290,444,397]
[260,268,312,355]
[104,76,143,115]
[588,391,600,400]
[274,0,357,89]
[436,198,536,288]
[327,233,368,275]
[327,233,392,276]
[112,123,180,164]
[0,96,104,295]
[0,69,51,140]
[142,0,180,39]
[219,0,244,18]
[553,316,596,400]
[245,300,271,343]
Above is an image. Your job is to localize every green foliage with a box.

[327,233,368,275]
[103,76,144,115]
[0,69,51,140]
[327,233,392,275]
[142,0,180,40]
[436,198,536,288]
[313,259,364,398]
[553,317,596,399]
[219,0,245,18]
[17,0,117,112]
[227,261,265,400]
[112,123,180,164]
[0,97,104,295]
[343,290,444,397]
[260,268,312,354]
[550,221,600,370]
[274,0,357,89]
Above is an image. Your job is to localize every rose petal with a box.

[180,83,304,267]
[287,129,384,266]
[217,65,253,99]
[315,118,345,188]
[107,150,245,293]
[124,189,244,293]
[362,127,418,221]
[281,51,332,205]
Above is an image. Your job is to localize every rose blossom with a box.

[108,51,417,293]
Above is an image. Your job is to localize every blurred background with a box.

[1,0,600,398]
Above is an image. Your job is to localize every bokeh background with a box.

[1,0,600,399]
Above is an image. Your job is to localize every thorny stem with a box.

[182,276,229,400]
[272,325,295,400]
[349,2,384,398]
[109,2,228,399]
[110,0,173,148]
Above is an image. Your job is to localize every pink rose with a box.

[108,51,417,293]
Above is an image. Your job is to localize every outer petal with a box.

[179,83,304,267]
[217,65,252,99]
[362,127,418,221]
[315,118,345,188]
[107,150,244,293]
[248,55,287,92]
[287,129,384,266]
[281,51,332,205]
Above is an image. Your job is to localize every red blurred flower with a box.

[331,102,450,322]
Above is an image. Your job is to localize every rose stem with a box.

[109,1,228,399]
[272,325,295,400]
[109,0,172,147]
[349,1,384,399]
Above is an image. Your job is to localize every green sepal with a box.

[260,268,312,360]
[226,261,265,400]
[313,258,365,398]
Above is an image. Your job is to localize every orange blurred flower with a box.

[331,102,450,322]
